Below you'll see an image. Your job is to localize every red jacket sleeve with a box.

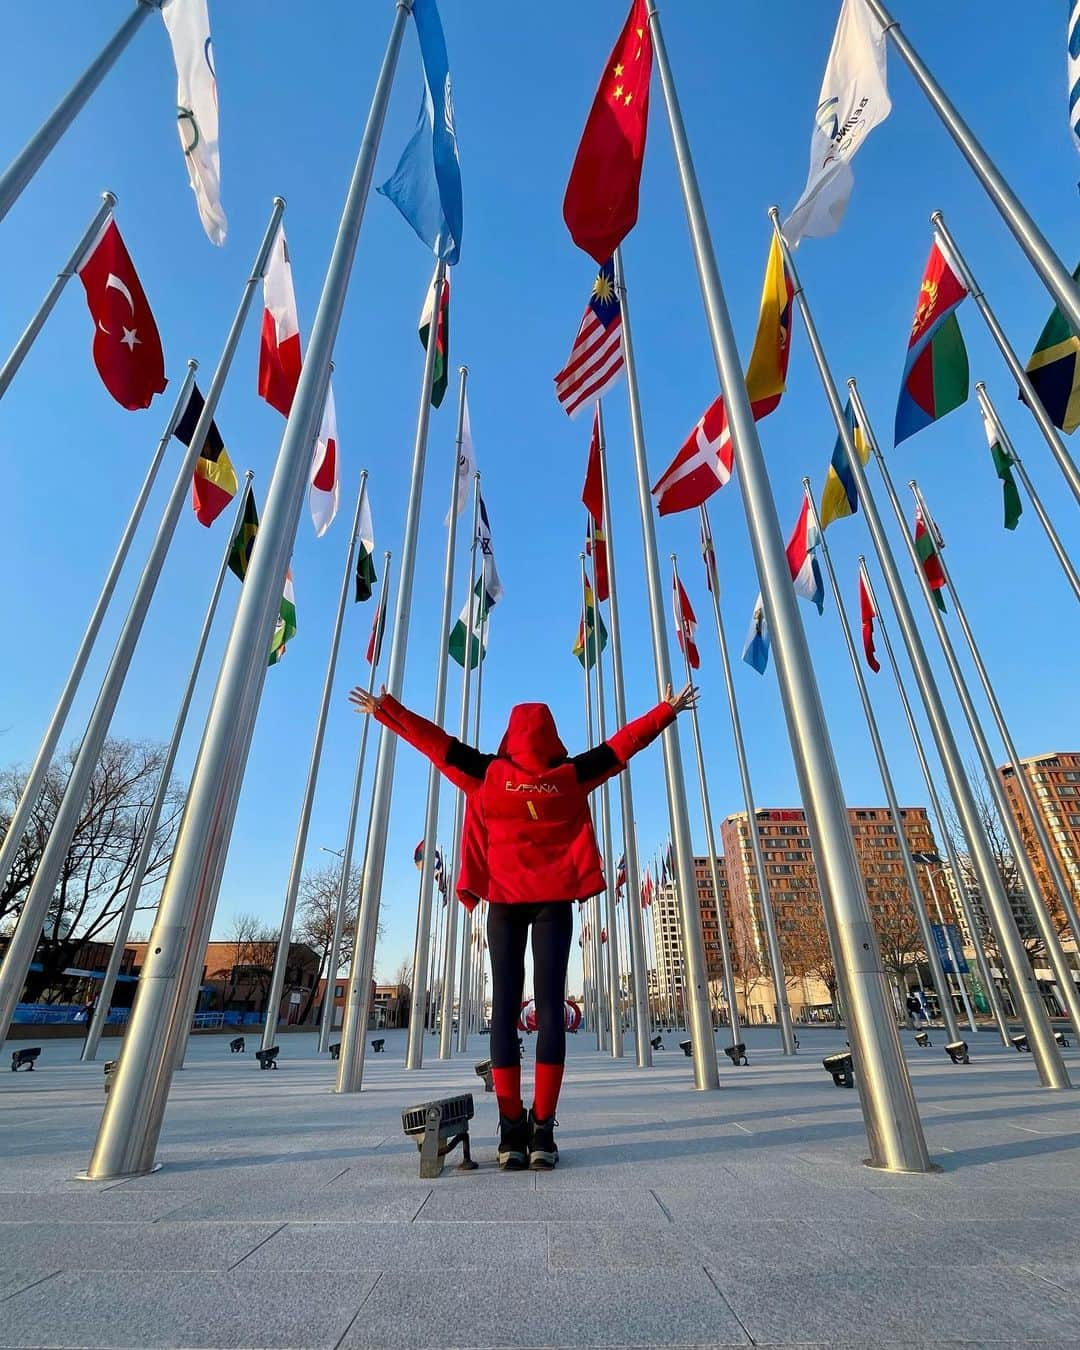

[579,701,676,792]
[373,694,483,793]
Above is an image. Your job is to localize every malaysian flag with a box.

[554,258,624,417]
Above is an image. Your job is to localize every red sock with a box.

[492,1065,523,1120]
[532,1061,564,1121]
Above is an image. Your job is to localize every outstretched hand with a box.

[348,685,386,716]
[665,682,699,715]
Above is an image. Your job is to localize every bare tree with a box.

[392,957,413,993]
[294,861,382,1025]
[0,738,183,1001]
[871,888,926,1012]
[787,907,842,1022]
[944,767,1062,965]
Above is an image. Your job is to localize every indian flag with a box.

[448,558,498,670]
[268,570,297,666]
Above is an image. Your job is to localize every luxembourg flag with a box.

[258,223,302,416]
[786,498,824,614]
[309,382,340,536]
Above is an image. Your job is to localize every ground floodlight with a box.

[678,1038,692,1058]
[229,1036,245,1054]
[823,1051,854,1088]
[914,1030,932,1048]
[945,1040,970,1064]
[401,1094,478,1178]
[103,1060,116,1096]
[1055,1031,1071,1048]
[650,1034,664,1051]
[328,1042,341,1060]
[10,1047,41,1072]
[254,1046,279,1070]
[724,1043,749,1066]
[474,1058,494,1092]
[1010,1034,1030,1053]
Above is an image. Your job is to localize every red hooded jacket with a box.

[374,695,675,910]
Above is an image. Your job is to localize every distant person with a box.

[80,996,97,1037]
[906,992,925,1028]
[351,680,697,1171]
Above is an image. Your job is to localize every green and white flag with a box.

[979,404,1023,531]
[448,493,502,668]
[448,556,499,670]
[268,569,297,666]
[355,486,377,602]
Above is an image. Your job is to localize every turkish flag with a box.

[563,0,652,264]
[77,217,166,411]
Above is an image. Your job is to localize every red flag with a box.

[258,223,302,416]
[700,515,718,594]
[366,586,388,666]
[672,573,700,670]
[563,0,652,263]
[582,408,610,601]
[859,571,880,673]
[76,217,166,411]
[652,395,733,516]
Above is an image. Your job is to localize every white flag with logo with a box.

[161,0,227,245]
[782,0,891,247]
[445,387,477,524]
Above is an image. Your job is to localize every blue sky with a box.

[3,1,1078,990]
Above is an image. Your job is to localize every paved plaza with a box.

[1,1024,1080,1348]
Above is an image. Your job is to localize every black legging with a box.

[487,901,574,1068]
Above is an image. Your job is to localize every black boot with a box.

[496,1113,529,1171]
[528,1107,559,1170]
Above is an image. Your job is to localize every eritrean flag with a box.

[894,238,969,445]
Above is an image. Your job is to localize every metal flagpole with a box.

[580,550,607,1052]
[82,470,254,1063]
[921,860,978,1033]
[594,404,650,1066]
[434,473,482,1063]
[860,559,1010,1045]
[975,384,1080,604]
[612,247,716,1087]
[0,4,156,225]
[0,190,116,400]
[406,367,469,1068]
[591,568,624,1060]
[681,175,917,1163]
[0,360,196,910]
[931,213,1080,509]
[321,551,393,1055]
[261,470,372,1054]
[910,482,1080,1038]
[428,863,443,1032]
[670,554,742,1054]
[656,9,921,1122]
[457,597,488,1056]
[88,2,413,1175]
[861,2,1080,337]
[335,253,449,1093]
[804,484,963,1049]
[0,198,285,1051]
[845,377,1067,1088]
[699,505,795,1054]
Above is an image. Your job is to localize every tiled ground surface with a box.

[2,1024,1079,1348]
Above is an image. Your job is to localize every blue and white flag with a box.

[1069,1,1080,152]
[741,594,771,675]
[378,0,463,264]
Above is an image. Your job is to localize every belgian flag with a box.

[1025,262,1080,434]
[228,487,259,582]
[175,381,238,526]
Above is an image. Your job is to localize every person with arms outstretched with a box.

[350,680,698,1171]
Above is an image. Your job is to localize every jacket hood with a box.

[497,703,568,771]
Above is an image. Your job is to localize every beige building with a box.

[718,806,947,1022]
[998,751,1080,944]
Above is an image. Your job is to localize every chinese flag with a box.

[564,0,652,264]
[76,217,167,410]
